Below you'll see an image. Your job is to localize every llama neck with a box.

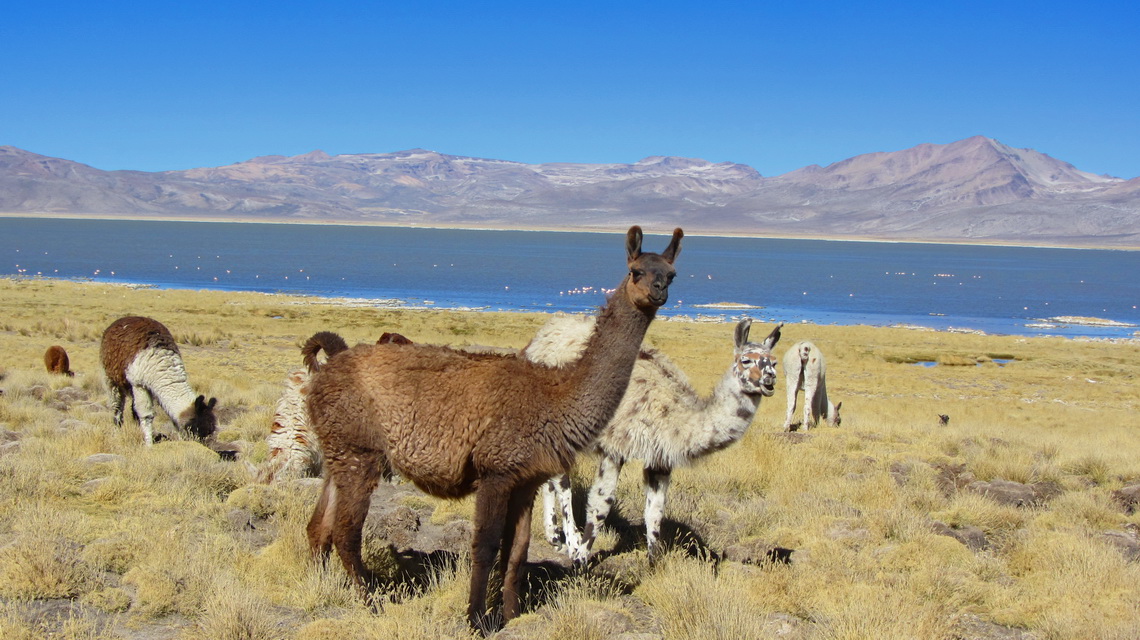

[689,368,763,457]
[128,348,198,427]
[559,281,656,450]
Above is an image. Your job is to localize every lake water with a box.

[2,217,1138,339]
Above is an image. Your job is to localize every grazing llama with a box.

[305,226,682,632]
[527,316,782,564]
[100,316,218,445]
[781,340,841,431]
[260,331,412,483]
[44,345,74,376]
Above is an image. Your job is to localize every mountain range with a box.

[2,136,1138,247]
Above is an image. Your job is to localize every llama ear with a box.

[626,226,644,263]
[195,394,206,408]
[660,228,683,264]
[208,397,217,409]
[734,318,752,347]
[763,322,784,350]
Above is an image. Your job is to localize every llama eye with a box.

[740,359,753,367]
[666,273,676,284]
[630,269,644,279]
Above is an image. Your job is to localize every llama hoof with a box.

[568,546,590,567]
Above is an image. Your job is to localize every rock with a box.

[930,521,989,551]
[80,478,109,494]
[224,507,278,549]
[83,453,125,466]
[760,612,813,639]
[59,419,92,431]
[1099,531,1140,562]
[54,386,89,405]
[965,479,1059,507]
[364,503,421,550]
[951,613,1039,639]
[1111,484,1140,514]
[208,440,244,461]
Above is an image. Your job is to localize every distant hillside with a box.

[2,137,1138,247]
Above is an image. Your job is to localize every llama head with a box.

[733,320,782,397]
[185,394,218,441]
[623,226,683,311]
[377,332,413,345]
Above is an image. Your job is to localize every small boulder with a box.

[930,521,989,551]
[1099,531,1140,562]
[83,453,126,466]
[966,478,1059,507]
[1111,484,1140,514]
[951,613,1039,640]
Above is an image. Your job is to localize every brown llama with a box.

[44,345,74,377]
[100,316,218,445]
[306,226,682,632]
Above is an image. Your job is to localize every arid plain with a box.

[1,278,1138,639]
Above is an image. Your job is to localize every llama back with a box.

[522,313,596,366]
[101,316,181,387]
[597,348,703,469]
[44,345,74,376]
[309,342,575,496]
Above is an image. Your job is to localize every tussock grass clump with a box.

[1,278,1138,638]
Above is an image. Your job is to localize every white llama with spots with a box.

[525,314,782,564]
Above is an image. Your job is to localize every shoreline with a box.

[9,275,1139,343]
[3,211,1137,252]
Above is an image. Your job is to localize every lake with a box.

[2,217,1138,338]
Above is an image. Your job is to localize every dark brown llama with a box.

[305,226,683,632]
[44,345,74,376]
[100,316,217,445]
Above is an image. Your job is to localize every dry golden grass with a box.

[1,277,1138,639]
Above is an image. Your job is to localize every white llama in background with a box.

[260,331,412,483]
[100,316,217,445]
[525,315,782,564]
[781,340,841,431]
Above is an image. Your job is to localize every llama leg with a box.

[108,385,126,427]
[469,477,511,633]
[549,473,584,558]
[329,452,383,594]
[643,466,672,566]
[542,479,562,548]
[132,387,156,445]
[581,455,624,563]
[306,476,338,559]
[783,377,798,431]
[802,378,817,429]
[500,482,541,623]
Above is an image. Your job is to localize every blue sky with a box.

[3,0,1138,178]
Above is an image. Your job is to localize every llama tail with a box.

[302,331,350,373]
